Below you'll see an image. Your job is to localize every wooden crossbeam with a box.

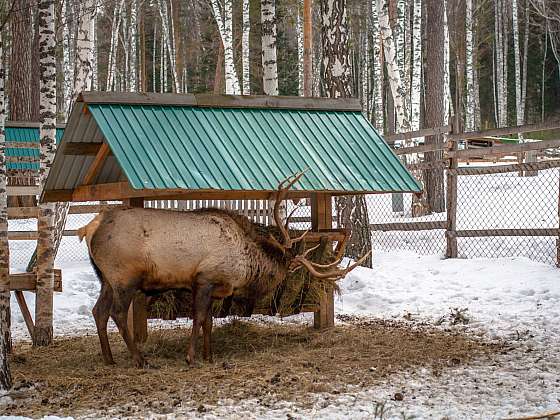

[63,142,105,156]
[82,143,111,185]
[10,269,62,292]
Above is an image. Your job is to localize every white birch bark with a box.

[512,0,523,127]
[242,0,251,95]
[92,8,98,91]
[73,0,96,103]
[371,0,384,133]
[153,23,157,92]
[62,0,75,118]
[410,0,422,134]
[261,0,279,95]
[465,0,475,131]
[297,0,304,97]
[36,0,57,346]
[0,31,12,391]
[361,31,370,118]
[106,0,125,91]
[376,0,410,135]
[130,0,138,92]
[494,0,508,127]
[156,0,180,92]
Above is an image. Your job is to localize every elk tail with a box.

[77,226,88,242]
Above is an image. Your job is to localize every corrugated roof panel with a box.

[86,104,420,193]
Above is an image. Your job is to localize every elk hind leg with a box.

[111,285,145,368]
[92,280,115,365]
[202,314,213,362]
[186,282,214,365]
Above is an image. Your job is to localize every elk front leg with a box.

[111,285,146,368]
[202,314,213,362]
[92,281,115,365]
[186,282,213,366]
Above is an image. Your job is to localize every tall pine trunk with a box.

[423,0,446,214]
[0,31,12,391]
[35,0,57,347]
[261,0,279,95]
[322,0,372,268]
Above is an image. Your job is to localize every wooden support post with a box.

[446,119,459,258]
[14,291,34,338]
[124,197,148,343]
[311,193,335,329]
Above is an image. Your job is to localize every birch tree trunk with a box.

[465,0,475,131]
[410,0,422,134]
[494,0,508,127]
[0,31,12,391]
[130,0,138,92]
[322,0,372,268]
[62,0,75,118]
[243,0,251,95]
[297,0,304,97]
[35,0,57,347]
[106,0,125,91]
[210,0,241,94]
[261,0,279,95]
[443,0,451,124]
[157,0,180,92]
[371,0,384,133]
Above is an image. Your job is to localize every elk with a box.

[78,172,370,367]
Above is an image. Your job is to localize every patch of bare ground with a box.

[4,317,500,418]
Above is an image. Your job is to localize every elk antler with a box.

[269,171,309,252]
[293,250,372,281]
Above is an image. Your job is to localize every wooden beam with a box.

[5,121,66,129]
[82,143,110,185]
[385,125,452,143]
[449,139,560,159]
[78,91,362,112]
[9,230,78,240]
[451,159,560,175]
[14,291,34,337]
[8,207,38,218]
[455,228,559,237]
[394,143,447,156]
[371,220,448,231]
[63,142,104,156]
[10,270,62,292]
[5,141,39,149]
[449,119,560,141]
[7,185,41,196]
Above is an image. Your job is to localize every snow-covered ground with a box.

[6,250,560,419]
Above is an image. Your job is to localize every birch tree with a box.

[465,0,476,131]
[297,0,304,96]
[242,0,250,95]
[376,0,410,135]
[0,30,12,391]
[371,0,384,133]
[494,0,508,127]
[35,0,57,346]
[210,0,241,94]
[261,0,279,95]
[130,0,138,92]
[157,0,180,92]
[62,0,75,117]
[106,0,125,91]
[410,0,422,134]
[322,0,372,267]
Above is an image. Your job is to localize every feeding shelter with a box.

[40,92,421,337]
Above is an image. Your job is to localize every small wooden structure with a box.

[40,92,420,336]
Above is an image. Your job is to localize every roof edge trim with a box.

[78,92,362,112]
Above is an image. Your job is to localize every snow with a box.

[5,249,560,419]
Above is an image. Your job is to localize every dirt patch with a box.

[4,317,500,418]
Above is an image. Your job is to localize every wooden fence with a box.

[381,117,560,265]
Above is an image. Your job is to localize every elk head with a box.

[268,171,371,282]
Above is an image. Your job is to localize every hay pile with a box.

[148,236,337,320]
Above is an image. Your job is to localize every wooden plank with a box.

[8,206,38,218]
[5,121,66,129]
[6,156,37,163]
[5,142,39,149]
[385,125,452,143]
[448,119,560,141]
[10,270,62,292]
[452,159,560,175]
[63,142,104,156]
[82,143,111,185]
[9,229,78,240]
[455,228,559,237]
[80,91,198,106]
[68,203,124,214]
[14,291,34,337]
[371,220,448,231]
[406,160,448,172]
[394,142,447,155]
[195,94,362,111]
[7,185,41,196]
[449,139,560,159]
[446,128,459,258]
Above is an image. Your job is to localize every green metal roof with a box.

[87,103,421,193]
[5,126,64,171]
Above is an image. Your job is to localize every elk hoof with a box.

[133,355,146,368]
